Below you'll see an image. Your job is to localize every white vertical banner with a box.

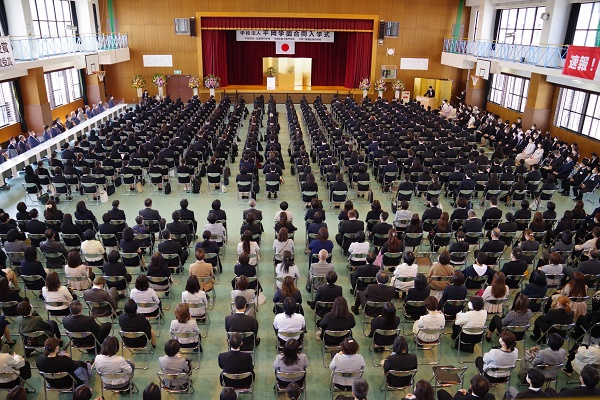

[0,37,15,70]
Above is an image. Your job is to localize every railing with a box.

[443,37,567,69]
[10,32,128,61]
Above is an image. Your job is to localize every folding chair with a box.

[370,329,400,366]
[184,302,210,338]
[98,371,139,400]
[330,370,363,400]
[39,371,77,400]
[402,300,426,334]
[119,331,154,369]
[157,372,194,400]
[412,327,445,365]
[380,369,417,400]
[170,330,201,369]
[136,301,163,336]
[220,372,254,400]
[274,371,306,400]
[361,301,388,336]
[147,276,174,310]
[456,326,486,363]
[321,329,352,366]
[65,330,100,359]
[430,365,468,392]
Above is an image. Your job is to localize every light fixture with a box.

[386,48,395,56]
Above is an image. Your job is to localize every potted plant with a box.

[152,73,166,98]
[131,75,146,97]
[374,78,387,98]
[188,76,201,96]
[266,67,276,77]
[392,80,406,100]
[358,78,371,98]
[204,74,221,97]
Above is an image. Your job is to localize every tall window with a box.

[487,73,530,113]
[44,68,82,109]
[472,11,480,41]
[496,6,545,46]
[555,87,600,140]
[573,2,600,47]
[0,81,20,128]
[29,0,74,38]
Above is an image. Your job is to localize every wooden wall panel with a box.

[51,99,85,122]
[486,102,522,124]
[0,123,25,144]
[103,0,469,102]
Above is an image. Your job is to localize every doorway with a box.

[166,75,193,102]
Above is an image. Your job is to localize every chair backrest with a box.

[221,372,253,388]
[384,369,417,388]
[39,371,76,389]
[119,330,150,347]
[66,330,98,345]
[157,372,192,391]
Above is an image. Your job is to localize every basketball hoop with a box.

[470,75,482,86]
[96,71,106,82]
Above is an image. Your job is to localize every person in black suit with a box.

[139,198,165,232]
[573,166,600,200]
[20,246,46,290]
[25,209,46,246]
[350,253,379,293]
[106,200,127,233]
[477,228,506,262]
[424,86,435,98]
[500,247,528,285]
[40,228,69,268]
[157,229,188,268]
[507,368,551,398]
[218,332,254,389]
[335,209,364,251]
[530,295,574,341]
[422,197,443,222]
[382,336,417,388]
[437,375,495,400]
[307,270,342,317]
[243,199,263,222]
[481,197,503,228]
[62,300,111,352]
[550,364,600,397]
[102,250,131,291]
[166,210,192,247]
[225,296,260,349]
[178,199,197,236]
[118,299,157,348]
[352,271,396,316]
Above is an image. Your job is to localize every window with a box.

[487,73,530,113]
[0,81,20,128]
[496,6,545,46]
[44,68,82,109]
[555,87,600,140]
[573,2,600,47]
[384,22,400,38]
[29,0,74,38]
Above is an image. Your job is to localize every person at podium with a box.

[424,86,435,97]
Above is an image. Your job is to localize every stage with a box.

[197,85,364,102]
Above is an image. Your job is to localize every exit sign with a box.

[174,70,181,75]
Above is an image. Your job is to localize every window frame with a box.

[555,87,600,140]
[487,73,530,113]
[29,0,74,39]
[44,68,82,109]
[496,6,546,46]
[573,1,600,47]
[0,81,20,128]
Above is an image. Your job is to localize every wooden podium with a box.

[278,73,295,89]
[416,96,437,109]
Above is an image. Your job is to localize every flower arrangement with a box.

[204,74,221,89]
[358,78,371,90]
[131,75,146,89]
[266,67,276,77]
[392,80,406,91]
[188,76,201,89]
[374,78,387,92]
[152,73,166,87]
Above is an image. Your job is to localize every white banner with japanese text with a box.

[236,30,334,42]
[0,37,15,70]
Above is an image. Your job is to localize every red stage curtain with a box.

[201,17,373,31]
[344,32,372,89]
[225,31,347,86]
[202,30,229,87]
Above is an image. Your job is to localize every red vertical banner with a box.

[562,45,600,81]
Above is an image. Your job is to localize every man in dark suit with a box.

[500,247,528,283]
[554,155,575,194]
[460,210,484,236]
[482,197,503,229]
[551,365,600,397]
[422,197,443,222]
[564,249,600,280]
[106,200,127,232]
[350,253,380,294]
[83,276,119,317]
[63,300,111,352]
[40,229,68,268]
[307,270,342,317]
[478,228,506,254]
[396,175,414,201]
[507,369,551,398]
[371,211,392,237]
[243,199,263,221]
[573,166,600,200]
[424,86,435,98]
[166,210,192,246]
[178,198,197,235]
[158,229,188,267]
[224,296,260,349]
[25,209,47,246]
[218,332,254,389]
[352,271,395,316]
[335,209,364,251]
[138,198,165,232]
[437,374,496,400]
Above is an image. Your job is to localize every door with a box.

[166,75,194,102]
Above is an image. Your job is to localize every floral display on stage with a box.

[358,78,371,90]
[152,73,166,87]
[188,76,201,89]
[131,74,146,89]
[392,79,406,91]
[204,74,221,89]
[374,78,387,92]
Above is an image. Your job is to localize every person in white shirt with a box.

[237,230,260,266]
[273,297,305,342]
[515,137,536,163]
[181,275,208,318]
[413,296,446,342]
[169,303,201,350]
[348,231,370,262]
[476,330,518,382]
[329,338,366,389]
[451,296,487,342]
[42,271,73,315]
[203,214,226,245]
[275,251,300,289]
[80,229,105,266]
[64,250,93,291]
[394,201,412,225]
[273,227,294,257]
[129,274,161,316]
[393,251,419,293]
[274,202,293,223]
[159,339,192,390]
[93,336,134,390]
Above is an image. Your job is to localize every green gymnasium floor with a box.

[0,103,590,400]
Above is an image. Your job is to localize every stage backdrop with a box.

[200,16,373,88]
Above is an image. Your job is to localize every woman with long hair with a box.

[381,228,403,254]
[438,271,468,317]
[43,199,64,231]
[169,303,201,351]
[319,296,356,344]
[556,271,588,321]
[338,200,359,221]
[405,213,423,250]
[531,295,574,341]
[74,200,98,233]
[273,227,294,258]
[368,301,400,348]
[146,252,171,291]
[237,230,260,266]
[272,339,308,386]
[181,275,207,318]
[275,251,300,289]
[273,276,302,312]
[308,227,334,262]
[60,213,82,243]
[430,211,451,251]
[365,200,383,232]
[275,213,297,235]
[301,173,318,203]
[42,271,73,316]
[486,294,531,342]
[529,211,546,232]
[482,272,509,314]
[382,336,418,388]
[64,250,93,290]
